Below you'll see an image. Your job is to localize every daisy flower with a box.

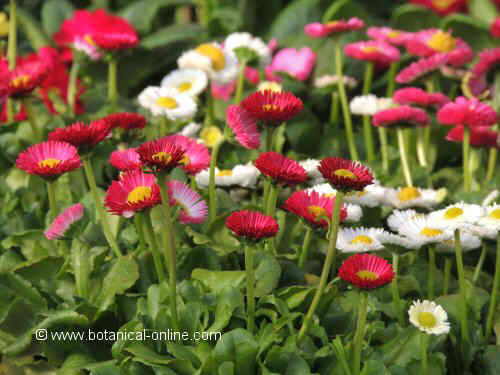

[226,105,261,150]
[48,120,111,151]
[179,122,201,138]
[240,90,303,125]
[105,170,161,218]
[428,203,484,230]
[258,81,283,92]
[477,205,500,236]
[109,148,142,171]
[338,253,394,289]
[136,138,186,172]
[396,53,449,84]
[166,180,207,224]
[344,40,401,67]
[199,126,224,148]
[408,300,450,335]
[366,27,412,45]
[103,112,146,130]
[436,232,482,253]
[254,152,308,186]
[226,210,279,240]
[224,32,271,65]
[396,216,452,248]
[437,97,497,129]
[345,203,363,223]
[383,186,445,209]
[491,18,500,38]
[336,227,392,253]
[178,42,239,84]
[387,209,425,233]
[393,87,450,109]
[373,106,430,128]
[350,95,380,116]
[446,126,499,148]
[299,159,324,185]
[195,163,260,189]
[468,48,500,98]
[343,183,386,208]
[265,47,317,82]
[44,203,84,240]
[304,18,365,38]
[160,69,208,97]
[314,74,358,89]
[16,141,81,180]
[318,157,374,192]
[138,86,197,121]
[162,135,210,175]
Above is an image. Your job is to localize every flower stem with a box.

[6,0,17,123]
[486,148,497,184]
[420,333,429,374]
[245,243,256,333]
[362,62,375,163]
[427,246,435,299]
[473,243,487,285]
[142,212,166,283]
[330,92,339,124]
[397,128,413,187]
[352,291,368,375]
[157,172,179,331]
[208,138,224,226]
[298,191,345,342]
[416,127,428,168]
[443,257,451,296]
[67,58,80,117]
[234,60,247,104]
[378,128,389,173]
[386,61,399,97]
[107,57,118,110]
[454,229,469,343]
[46,180,57,221]
[265,183,279,217]
[82,158,121,257]
[335,41,359,161]
[22,97,41,141]
[462,127,471,192]
[298,226,313,268]
[391,252,404,325]
[485,231,500,342]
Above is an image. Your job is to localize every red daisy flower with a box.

[491,18,500,38]
[240,90,303,125]
[373,106,430,128]
[136,138,186,172]
[105,170,161,217]
[54,9,139,59]
[48,120,111,151]
[16,141,81,180]
[393,87,450,109]
[446,126,499,148]
[339,253,395,289]
[304,18,365,38]
[254,152,308,186]
[410,0,467,16]
[318,157,374,192]
[282,190,347,228]
[225,210,279,240]
[44,203,84,240]
[344,40,400,67]
[366,27,412,46]
[109,148,143,171]
[226,105,261,149]
[396,54,448,84]
[468,48,500,98]
[437,97,497,128]
[161,135,209,175]
[103,112,146,130]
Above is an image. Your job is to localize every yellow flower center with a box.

[351,235,374,244]
[11,74,30,88]
[217,170,233,177]
[196,43,226,71]
[152,152,172,164]
[387,31,401,39]
[333,169,358,180]
[397,187,421,202]
[200,126,223,148]
[38,158,61,168]
[258,82,282,93]
[356,270,379,281]
[156,97,178,109]
[444,207,463,220]
[307,205,327,218]
[326,21,339,27]
[262,104,281,112]
[178,82,192,92]
[362,46,379,53]
[84,34,96,46]
[431,0,455,10]
[180,154,191,165]
[417,311,437,328]
[489,209,500,220]
[127,186,152,204]
[420,227,443,237]
[427,31,456,53]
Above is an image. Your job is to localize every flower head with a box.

[338,253,394,289]
[396,54,448,84]
[136,138,186,172]
[166,180,207,224]
[224,32,271,65]
[254,152,308,186]
[436,231,481,253]
[318,157,374,191]
[394,215,452,248]
[265,47,316,82]
[366,27,412,45]
[161,134,210,175]
[161,69,208,97]
[468,48,500,98]
[195,163,260,189]
[446,126,499,148]
[342,183,386,208]
[344,40,400,67]
[478,204,500,233]
[48,120,111,151]
[105,170,161,217]
[350,95,394,116]
[226,210,279,240]
[240,90,303,125]
[428,202,484,230]
[393,87,449,109]
[138,86,197,121]
[410,0,467,16]
[304,18,364,38]
[16,141,81,180]
[103,112,146,130]
[373,106,430,128]
[337,227,393,253]
[109,148,142,171]
[437,97,497,129]
[383,186,445,209]
[409,300,450,335]
[226,105,261,149]
[44,203,84,240]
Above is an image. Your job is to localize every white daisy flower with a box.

[258,81,283,92]
[344,183,385,208]
[314,74,357,89]
[408,300,450,335]
[179,122,201,138]
[336,227,392,253]
[478,204,500,232]
[387,209,426,233]
[436,231,481,253]
[428,203,484,230]
[307,183,336,197]
[383,233,419,250]
[396,216,452,248]
[482,190,499,207]
[300,159,324,185]
[384,187,446,209]
[178,42,239,84]
[345,203,363,223]
[138,86,197,121]
[195,163,260,189]
[376,97,395,111]
[161,69,208,97]
[224,32,271,65]
[168,180,207,224]
[350,95,379,116]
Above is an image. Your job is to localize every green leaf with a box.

[140,24,206,49]
[254,253,281,297]
[482,345,500,375]
[16,7,52,49]
[191,268,245,294]
[0,273,47,311]
[213,329,258,375]
[440,14,493,50]
[41,0,74,36]
[469,0,498,24]
[323,0,371,23]
[391,4,441,31]
[208,287,243,332]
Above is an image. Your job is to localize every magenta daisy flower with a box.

[437,97,497,129]
[468,48,500,98]
[304,18,364,38]
[109,148,143,171]
[396,54,448,84]
[161,135,209,175]
[344,40,400,67]
[226,105,261,149]
[366,27,412,45]
[339,253,394,289]
[166,180,207,224]
[446,126,499,148]
[318,157,374,192]
[225,210,279,240]
[240,90,303,125]
[254,152,308,186]
[44,203,84,240]
[136,138,186,172]
[103,112,146,130]
[373,106,430,128]
[48,120,111,151]
[393,87,450,109]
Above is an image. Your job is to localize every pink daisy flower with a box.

[225,210,279,240]
[166,180,207,224]
[265,47,317,82]
[446,126,499,148]
[468,48,500,98]
[304,18,365,38]
[393,87,450,109]
[344,40,400,67]
[109,148,143,171]
[366,27,412,45]
[226,105,261,150]
[437,97,497,129]
[410,0,467,16]
[396,54,448,84]
[44,203,84,240]
[211,80,236,101]
[161,135,210,175]
[103,112,146,130]
[254,152,308,186]
[373,106,430,128]
[491,18,500,38]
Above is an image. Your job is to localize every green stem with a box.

[298,226,313,268]
[265,183,279,217]
[266,126,276,152]
[245,243,256,333]
[362,62,375,163]
[416,127,428,168]
[234,60,247,104]
[208,139,224,225]
[157,172,179,331]
[352,291,368,375]
[443,257,452,296]
[330,92,339,125]
[378,128,389,173]
[391,253,404,325]
[203,89,215,130]
[82,158,121,257]
[463,127,471,193]
[386,61,399,97]
[298,191,345,341]
[107,57,118,109]
[6,0,17,123]
[420,333,429,374]
[142,212,166,283]
[485,231,500,342]
[134,213,147,253]
[67,59,80,117]
[454,229,469,343]
[485,148,497,184]
[335,41,359,161]
[473,243,487,285]
[427,247,435,299]
[22,98,41,141]
[397,128,413,187]
[46,181,57,221]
